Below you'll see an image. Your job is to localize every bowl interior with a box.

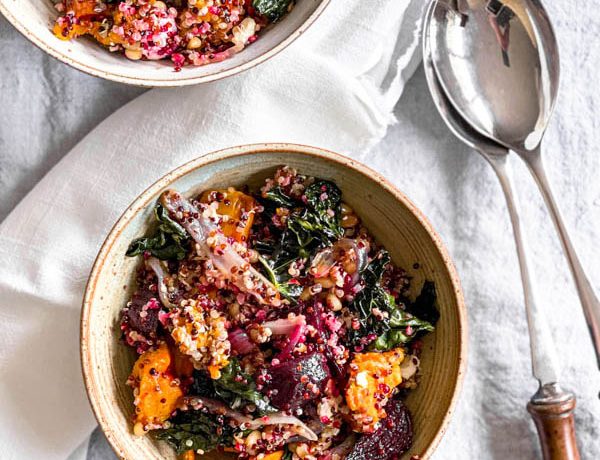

[82,146,465,459]
[0,0,327,86]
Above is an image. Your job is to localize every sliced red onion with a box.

[327,434,357,459]
[263,315,306,336]
[184,396,252,426]
[228,328,257,355]
[337,239,369,286]
[161,190,279,306]
[146,256,174,309]
[184,397,318,441]
[354,240,370,273]
[276,323,305,361]
[310,238,370,285]
[310,247,335,278]
[247,413,318,441]
[287,418,326,443]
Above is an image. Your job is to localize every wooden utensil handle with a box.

[527,383,580,460]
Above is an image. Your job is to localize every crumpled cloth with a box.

[0,1,426,458]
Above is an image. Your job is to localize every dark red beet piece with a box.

[122,288,160,338]
[346,399,413,460]
[305,303,346,382]
[261,352,330,411]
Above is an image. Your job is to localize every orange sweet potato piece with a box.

[130,343,184,431]
[66,0,98,16]
[54,0,121,42]
[262,452,284,460]
[345,348,404,432]
[179,451,195,460]
[200,189,256,242]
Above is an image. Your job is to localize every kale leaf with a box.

[258,255,304,301]
[347,250,391,339]
[156,410,234,455]
[263,186,296,207]
[126,203,189,260]
[215,359,276,414]
[191,359,276,415]
[305,180,343,222]
[257,180,343,300]
[288,180,344,248]
[190,370,218,399]
[371,308,435,351]
[253,0,294,22]
[348,250,435,351]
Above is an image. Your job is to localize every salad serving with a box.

[121,167,439,460]
[52,0,296,69]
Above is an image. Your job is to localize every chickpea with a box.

[187,37,202,49]
[300,287,312,301]
[343,260,357,274]
[245,430,262,448]
[314,277,335,289]
[341,203,354,215]
[133,422,145,436]
[341,214,359,228]
[125,48,142,60]
[327,292,342,311]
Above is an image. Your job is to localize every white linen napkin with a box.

[0,1,425,458]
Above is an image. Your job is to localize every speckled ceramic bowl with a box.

[0,1,328,87]
[81,143,467,460]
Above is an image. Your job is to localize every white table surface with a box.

[1,1,600,458]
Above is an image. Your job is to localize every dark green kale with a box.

[371,307,435,351]
[258,255,304,300]
[257,179,343,300]
[192,358,276,415]
[263,186,296,207]
[126,203,190,260]
[348,250,435,351]
[252,0,294,22]
[190,370,218,399]
[156,410,234,455]
[282,447,294,460]
[288,180,344,249]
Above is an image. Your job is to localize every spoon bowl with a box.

[429,0,559,152]
[423,25,508,160]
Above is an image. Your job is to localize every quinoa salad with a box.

[52,1,296,69]
[120,167,440,460]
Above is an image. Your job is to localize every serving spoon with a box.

[423,6,580,458]
[427,0,600,367]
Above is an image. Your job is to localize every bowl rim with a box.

[0,1,330,87]
[81,142,468,459]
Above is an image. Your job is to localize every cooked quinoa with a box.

[120,167,439,459]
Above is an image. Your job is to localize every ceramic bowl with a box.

[0,1,328,87]
[81,143,467,459]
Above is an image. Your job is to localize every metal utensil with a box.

[423,6,580,458]
[428,0,600,366]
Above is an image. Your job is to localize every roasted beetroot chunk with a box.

[262,352,331,411]
[120,270,163,355]
[346,399,413,460]
[122,288,160,339]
